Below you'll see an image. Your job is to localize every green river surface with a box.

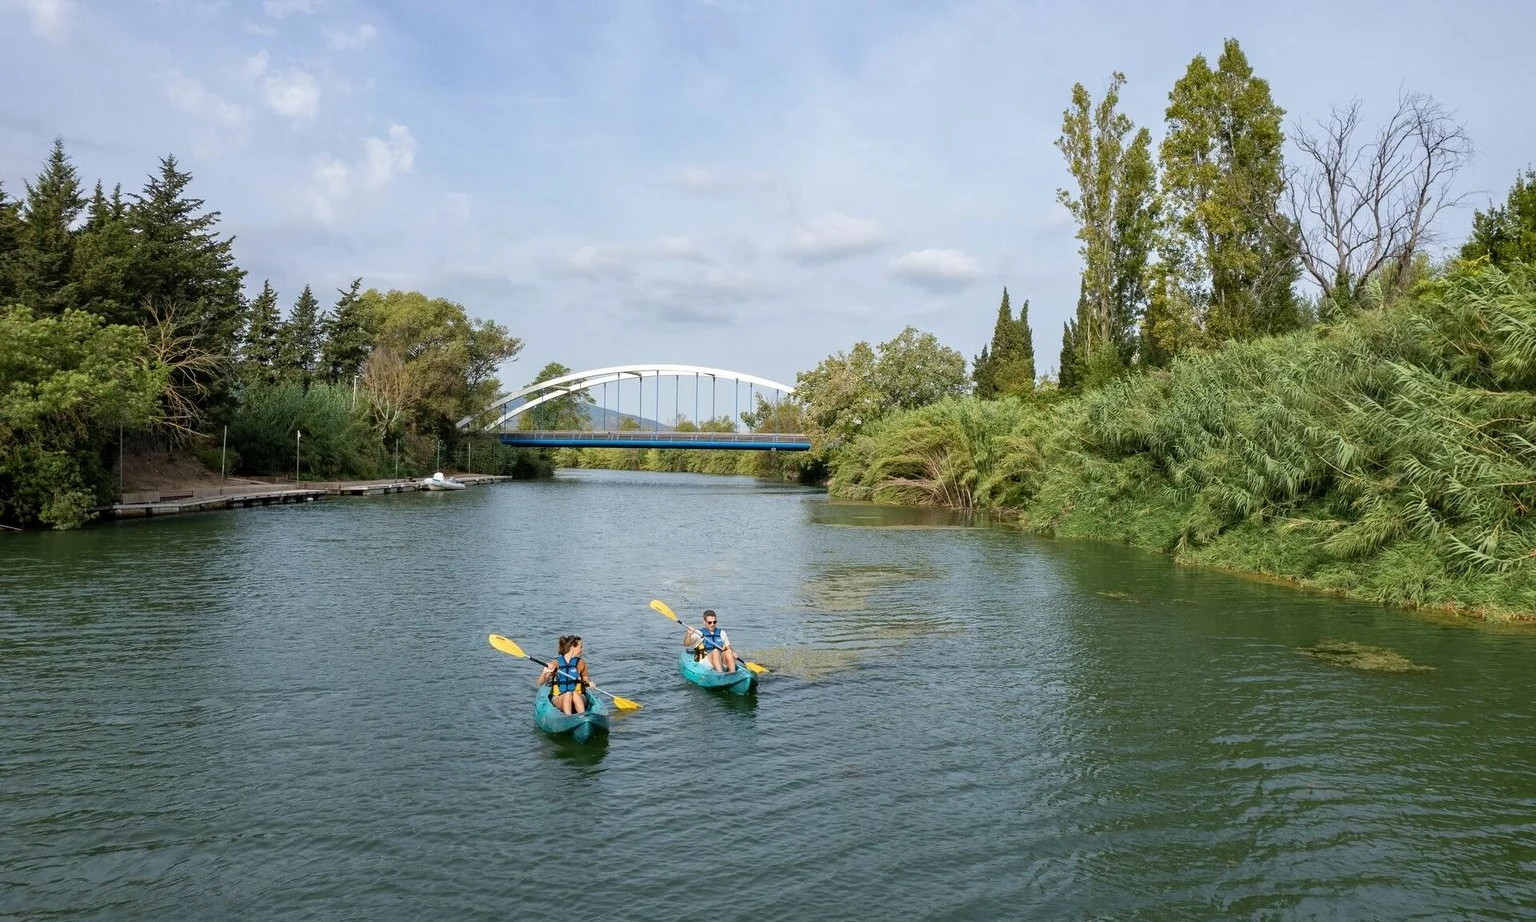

[2,469,1534,921]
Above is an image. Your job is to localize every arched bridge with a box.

[456,363,811,451]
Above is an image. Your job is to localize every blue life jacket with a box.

[553,654,583,694]
[699,626,724,652]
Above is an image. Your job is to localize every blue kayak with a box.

[678,649,758,695]
[533,690,610,742]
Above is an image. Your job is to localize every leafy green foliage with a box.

[795,326,968,455]
[0,307,162,528]
[518,361,593,431]
[1462,170,1536,270]
[225,381,376,477]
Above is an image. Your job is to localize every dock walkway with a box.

[101,474,512,520]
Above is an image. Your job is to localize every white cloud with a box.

[242,50,270,81]
[262,0,315,17]
[558,245,636,282]
[629,268,777,326]
[361,124,416,188]
[306,124,417,223]
[263,69,321,122]
[653,236,714,264]
[328,23,376,49]
[668,165,774,196]
[888,248,985,291]
[785,212,886,263]
[164,73,251,130]
[2,0,72,41]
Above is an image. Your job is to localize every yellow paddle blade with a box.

[610,694,643,711]
[649,599,679,621]
[742,661,769,675]
[488,634,530,659]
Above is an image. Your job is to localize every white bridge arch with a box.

[457,363,797,432]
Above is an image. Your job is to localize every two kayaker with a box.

[538,635,594,715]
[683,609,739,674]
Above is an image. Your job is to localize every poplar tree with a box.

[1055,73,1156,387]
[1158,38,1300,347]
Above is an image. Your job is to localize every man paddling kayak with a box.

[683,610,739,674]
[538,635,595,715]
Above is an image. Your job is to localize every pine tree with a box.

[16,138,86,314]
[125,155,246,351]
[241,280,283,382]
[72,182,135,322]
[277,284,322,385]
[0,178,20,303]
[320,277,372,384]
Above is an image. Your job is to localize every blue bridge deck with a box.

[498,430,812,451]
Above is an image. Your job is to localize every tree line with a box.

[782,38,1536,619]
[1,140,535,529]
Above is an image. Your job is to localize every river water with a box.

[2,470,1533,921]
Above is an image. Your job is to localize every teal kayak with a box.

[533,690,610,742]
[678,649,757,696]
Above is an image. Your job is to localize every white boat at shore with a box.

[421,471,467,491]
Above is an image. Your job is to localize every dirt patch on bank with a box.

[120,451,266,493]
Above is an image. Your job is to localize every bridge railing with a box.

[498,430,810,446]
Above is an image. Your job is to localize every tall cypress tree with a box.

[277,284,322,385]
[16,138,86,314]
[320,277,372,384]
[973,287,1037,398]
[242,280,283,382]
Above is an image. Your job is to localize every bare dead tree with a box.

[1283,90,1474,317]
[360,345,416,437]
[141,299,230,445]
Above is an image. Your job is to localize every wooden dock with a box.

[100,474,514,520]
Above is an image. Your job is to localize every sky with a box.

[2,0,1534,394]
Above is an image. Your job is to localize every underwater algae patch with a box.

[745,646,860,681]
[801,564,937,612]
[1298,640,1435,673]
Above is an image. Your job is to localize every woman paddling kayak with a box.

[537,635,595,715]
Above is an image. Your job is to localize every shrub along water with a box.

[828,263,1536,621]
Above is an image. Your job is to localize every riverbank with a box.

[826,264,1536,623]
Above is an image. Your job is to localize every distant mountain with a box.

[583,405,668,431]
